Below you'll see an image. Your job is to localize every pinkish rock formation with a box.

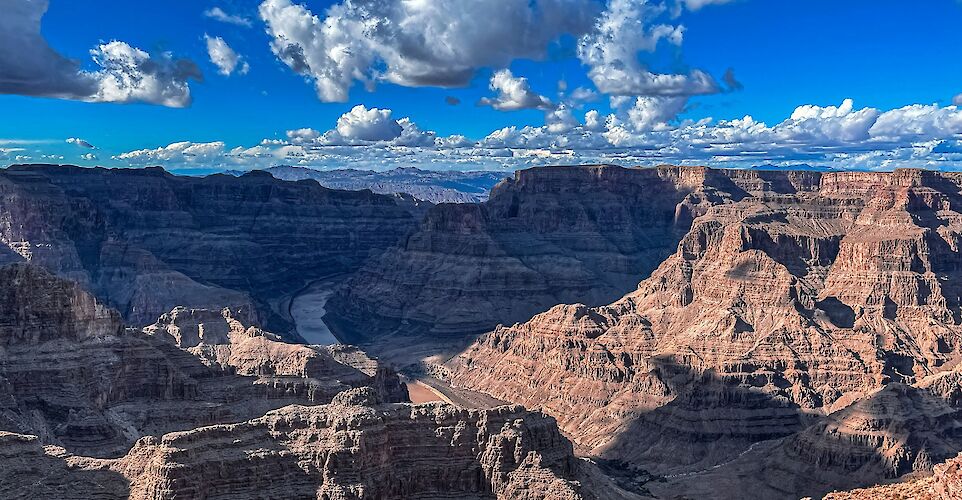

[445,166,962,497]
[0,261,620,499]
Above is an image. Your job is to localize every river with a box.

[288,279,340,345]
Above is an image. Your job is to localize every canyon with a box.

[6,162,962,498]
[0,259,621,499]
[444,166,962,497]
[0,164,418,331]
[325,165,719,346]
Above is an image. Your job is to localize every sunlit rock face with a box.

[445,166,962,498]
[0,164,418,328]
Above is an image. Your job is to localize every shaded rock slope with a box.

[0,263,407,458]
[0,164,418,329]
[0,261,626,500]
[326,164,740,343]
[445,167,962,497]
[822,451,962,499]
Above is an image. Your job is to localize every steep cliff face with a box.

[144,306,409,404]
[447,168,962,494]
[822,452,962,499]
[0,263,122,345]
[0,264,406,459]
[0,165,417,328]
[0,390,634,500]
[115,392,590,500]
[325,165,746,343]
[0,261,622,499]
[644,369,962,499]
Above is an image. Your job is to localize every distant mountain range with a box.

[227,166,510,204]
[224,165,847,203]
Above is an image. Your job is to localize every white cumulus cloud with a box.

[203,7,253,27]
[66,137,95,149]
[577,0,719,97]
[258,0,599,102]
[88,41,202,107]
[205,35,249,76]
[116,141,226,163]
[335,105,403,142]
[479,70,554,111]
[0,1,200,107]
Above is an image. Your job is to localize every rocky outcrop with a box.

[0,263,122,345]
[0,164,417,329]
[0,264,406,459]
[144,306,408,404]
[446,167,962,494]
[0,392,634,500]
[0,260,621,498]
[0,256,630,499]
[115,395,591,500]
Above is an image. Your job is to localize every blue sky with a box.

[1,0,961,172]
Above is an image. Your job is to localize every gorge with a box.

[5,162,962,499]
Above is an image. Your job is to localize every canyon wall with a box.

[0,164,418,329]
[0,263,406,459]
[0,261,625,499]
[325,165,747,343]
[445,167,962,497]
[0,391,632,500]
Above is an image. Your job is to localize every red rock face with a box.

[445,166,962,497]
[11,163,962,498]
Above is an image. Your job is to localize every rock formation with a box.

[144,306,408,404]
[12,163,962,497]
[0,263,406,459]
[0,391,634,499]
[0,261,626,499]
[446,166,962,496]
[0,164,418,329]
[326,165,740,344]
[822,452,962,499]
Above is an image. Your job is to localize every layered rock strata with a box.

[0,390,633,500]
[0,262,618,499]
[447,167,962,495]
[326,164,748,342]
[822,452,962,499]
[0,263,405,459]
[0,164,417,328]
